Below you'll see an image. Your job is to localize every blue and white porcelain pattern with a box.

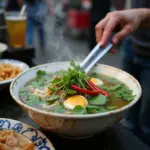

[0,59,30,85]
[0,118,55,150]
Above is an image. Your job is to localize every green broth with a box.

[91,73,130,108]
[19,69,135,115]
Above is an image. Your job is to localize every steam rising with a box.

[35,1,89,64]
[45,19,74,62]
[44,16,89,62]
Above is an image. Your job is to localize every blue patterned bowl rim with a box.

[0,118,55,150]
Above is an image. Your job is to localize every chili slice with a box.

[87,80,109,97]
[70,85,99,95]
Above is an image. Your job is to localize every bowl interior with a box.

[10,62,142,118]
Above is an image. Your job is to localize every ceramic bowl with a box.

[0,59,29,90]
[10,62,142,138]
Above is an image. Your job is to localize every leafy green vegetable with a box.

[52,77,61,84]
[32,70,49,87]
[73,105,86,114]
[108,78,119,84]
[48,86,59,92]
[26,94,41,106]
[48,60,89,97]
[31,81,46,87]
[101,84,121,91]
[40,100,49,105]
[101,83,135,102]
[20,87,30,93]
[37,70,46,79]
[86,105,107,113]
[66,89,77,95]
[70,59,76,68]
[70,59,81,71]
[53,101,65,113]
[89,72,97,77]
[20,91,28,97]
[107,84,122,91]
[115,84,135,101]
[20,91,28,102]
[88,95,107,105]
[106,106,117,110]
[86,105,100,110]
[47,95,59,102]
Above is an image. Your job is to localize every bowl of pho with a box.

[10,61,142,138]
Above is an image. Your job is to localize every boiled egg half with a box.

[63,95,88,110]
[90,77,103,86]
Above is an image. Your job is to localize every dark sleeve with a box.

[91,0,110,21]
[6,0,20,11]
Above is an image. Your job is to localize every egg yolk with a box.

[65,95,87,108]
[90,78,98,84]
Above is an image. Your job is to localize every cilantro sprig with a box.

[48,60,89,98]
[101,83,135,101]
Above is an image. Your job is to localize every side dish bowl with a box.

[0,59,29,87]
[0,118,55,150]
[10,62,142,138]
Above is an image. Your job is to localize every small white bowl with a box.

[0,59,29,87]
[10,62,142,138]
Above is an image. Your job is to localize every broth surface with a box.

[19,69,135,115]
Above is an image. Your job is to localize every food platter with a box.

[0,59,29,85]
[0,118,55,150]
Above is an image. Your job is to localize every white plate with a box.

[0,59,29,85]
[0,118,55,150]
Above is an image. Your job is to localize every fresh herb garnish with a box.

[88,95,107,105]
[101,83,135,101]
[31,81,45,87]
[86,105,107,113]
[108,78,119,84]
[48,60,89,97]
[53,101,65,113]
[107,84,122,91]
[48,86,59,92]
[33,70,50,87]
[47,95,59,102]
[73,105,87,114]
[37,70,46,79]
[26,94,41,107]
[89,72,97,77]
[66,89,77,95]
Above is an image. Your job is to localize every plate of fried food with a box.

[0,118,55,150]
[0,59,29,86]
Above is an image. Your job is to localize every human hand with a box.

[95,9,147,46]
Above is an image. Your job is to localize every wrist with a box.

[141,8,150,20]
[138,8,150,28]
